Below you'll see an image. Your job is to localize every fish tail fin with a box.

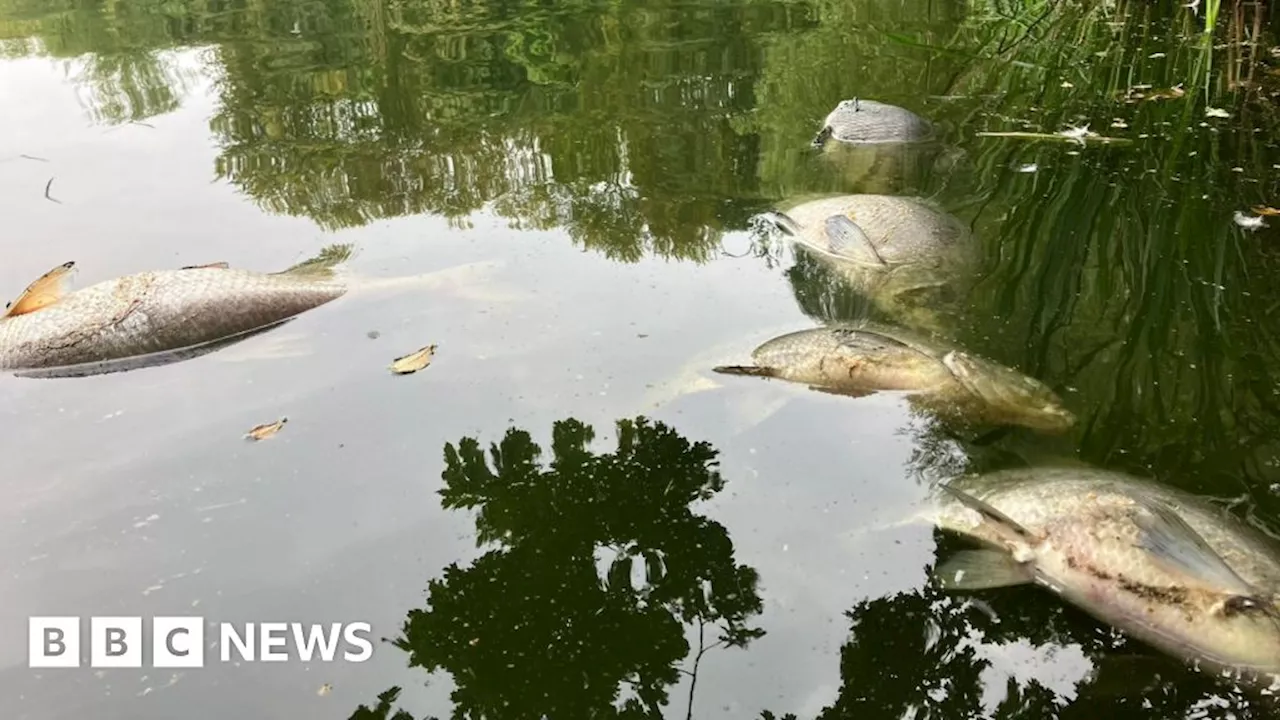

[937,482,1035,542]
[712,365,776,378]
[3,261,75,318]
[934,549,1033,591]
[274,243,356,278]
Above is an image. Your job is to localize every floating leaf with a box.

[1205,107,1231,118]
[390,344,437,374]
[245,417,287,441]
[1251,205,1280,216]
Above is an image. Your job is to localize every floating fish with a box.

[929,466,1280,682]
[0,246,355,377]
[712,322,1074,433]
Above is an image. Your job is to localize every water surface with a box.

[3,0,1280,718]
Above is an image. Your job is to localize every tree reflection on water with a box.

[350,416,764,719]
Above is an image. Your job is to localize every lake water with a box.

[3,0,1280,718]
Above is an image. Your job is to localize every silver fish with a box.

[813,98,934,147]
[930,465,1280,681]
[761,194,977,333]
[0,245,353,375]
[712,322,1074,433]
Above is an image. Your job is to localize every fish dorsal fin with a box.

[823,214,887,267]
[831,326,914,353]
[938,482,1034,541]
[1130,495,1257,596]
[2,261,75,318]
[182,262,230,270]
[274,243,355,278]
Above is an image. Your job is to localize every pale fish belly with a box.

[1033,524,1280,677]
[0,269,346,370]
[935,468,1280,593]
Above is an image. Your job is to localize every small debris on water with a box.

[1233,211,1267,230]
[44,177,61,204]
[1059,124,1094,143]
[366,330,380,339]
[390,344,436,374]
[318,683,333,696]
[1251,205,1280,216]
[1016,163,1038,173]
[1205,107,1231,118]
[245,417,288,441]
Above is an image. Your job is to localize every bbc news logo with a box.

[29,617,373,668]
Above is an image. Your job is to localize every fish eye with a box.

[1221,595,1271,617]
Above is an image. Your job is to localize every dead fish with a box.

[929,466,1280,682]
[245,417,287,441]
[712,322,1074,433]
[389,344,436,374]
[759,194,978,333]
[813,98,934,147]
[0,246,354,374]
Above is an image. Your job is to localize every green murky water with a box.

[3,0,1280,717]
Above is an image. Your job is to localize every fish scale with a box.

[0,267,347,371]
[932,466,1280,680]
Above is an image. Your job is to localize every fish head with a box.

[941,351,1076,433]
[1183,591,1280,676]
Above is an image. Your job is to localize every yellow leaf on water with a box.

[1252,205,1280,216]
[245,417,287,441]
[390,344,437,375]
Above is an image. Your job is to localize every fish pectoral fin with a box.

[1130,496,1255,594]
[942,351,989,397]
[934,549,1033,591]
[938,482,1035,541]
[2,260,75,318]
[182,262,230,270]
[711,364,776,378]
[807,384,877,399]
[823,214,887,267]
